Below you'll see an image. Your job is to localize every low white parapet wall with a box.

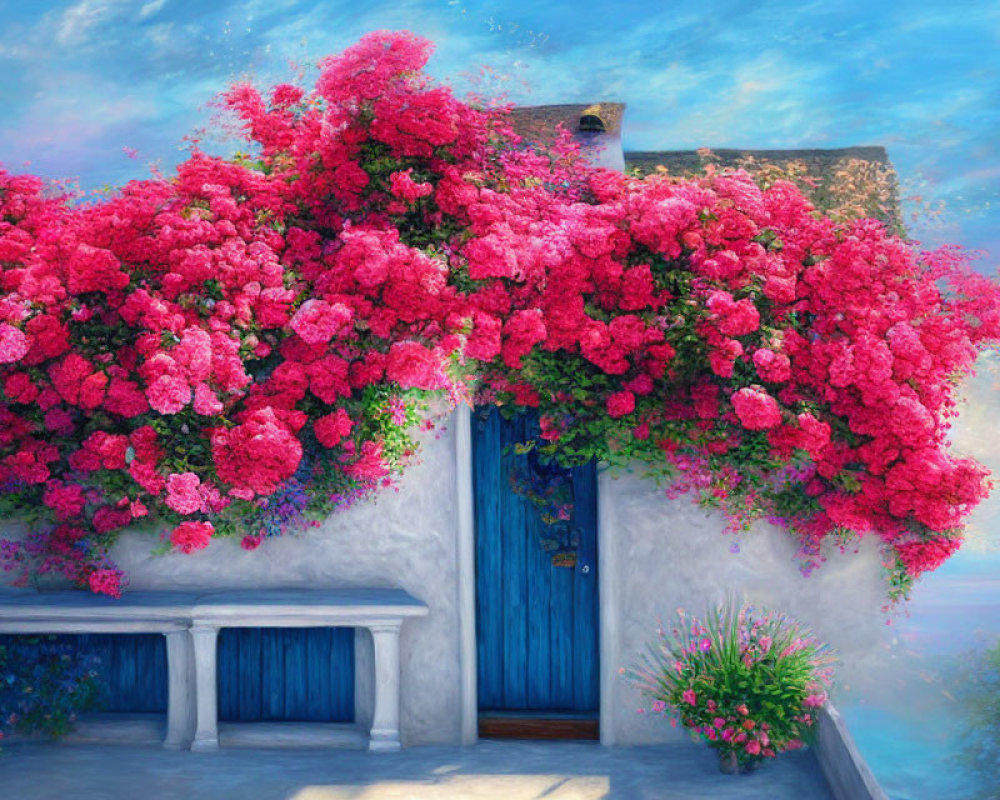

[815,703,889,800]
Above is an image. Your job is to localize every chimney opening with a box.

[578,114,606,133]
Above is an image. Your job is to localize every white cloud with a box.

[139,0,168,21]
[55,0,123,47]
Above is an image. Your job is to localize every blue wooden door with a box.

[474,406,599,714]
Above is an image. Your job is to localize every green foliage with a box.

[627,599,837,767]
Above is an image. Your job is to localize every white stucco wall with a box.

[1,422,467,747]
[580,130,625,172]
[599,468,890,745]
[3,367,988,750]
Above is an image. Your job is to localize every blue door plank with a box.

[261,629,284,720]
[283,629,308,719]
[548,547,575,710]
[134,633,168,712]
[573,461,601,712]
[217,629,240,720]
[330,628,354,722]
[237,628,262,721]
[93,633,166,712]
[525,454,552,710]
[474,407,504,710]
[306,628,332,722]
[118,635,137,709]
[501,410,529,709]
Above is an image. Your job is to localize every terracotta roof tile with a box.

[508,103,626,143]
[624,146,889,175]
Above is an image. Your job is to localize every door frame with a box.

[454,406,620,745]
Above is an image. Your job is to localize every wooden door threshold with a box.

[478,712,599,740]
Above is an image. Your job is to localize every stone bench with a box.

[0,587,428,752]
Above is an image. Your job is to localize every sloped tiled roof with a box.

[624,146,890,175]
[508,103,626,143]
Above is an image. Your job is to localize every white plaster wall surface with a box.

[582,131,625,172]
[1,423,465,747]
[601,468,889,746]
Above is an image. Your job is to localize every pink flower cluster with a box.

[1,29,997,598]
[628,604,835,767]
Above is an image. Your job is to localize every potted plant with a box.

[627,600,836,774]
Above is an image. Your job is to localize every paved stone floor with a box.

[0,739,833,800]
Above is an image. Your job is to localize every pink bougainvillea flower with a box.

[241,534,264,551]
[385,341,447,390]
[731,386,782,430]
[290,299,353,346]
[164,472,203,515]
[87,568,124,599]
[0,323,29,363]
[389,169,434,203]
[706,290,761,336]
[42,481,86,521]
[170,521,215,554]
[211,408,303,496]
[314,409,354,449]
[344,439,390,482]
[606,390,636,419]
[146,374,192,415]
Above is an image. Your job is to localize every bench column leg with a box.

[368,622,403,752]
[163,629,196,749]
[190,624,220,751]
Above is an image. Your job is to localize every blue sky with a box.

[0,0,997,265]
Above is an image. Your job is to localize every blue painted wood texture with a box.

[0,633,168,713]
[473,406,600,713]
[2,626,354,721]
[217,627,354,722]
